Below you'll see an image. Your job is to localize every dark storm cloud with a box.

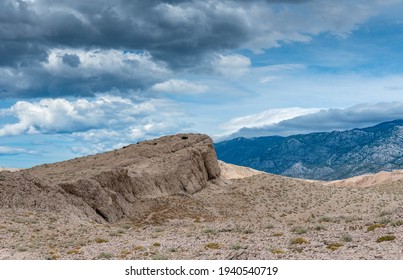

[1,0,251,67]
[0,0,379,98]
[62,54,81,68]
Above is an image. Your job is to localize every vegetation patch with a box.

[96,252,114,259]
[271,249,284,254]
[67,248,81,255]
[391,220,403,227]
[290,237,309,245]
[340,234,353,242]
[367,224,385,232]
[376,235,396,243]
[291,226,307,235]
[95,238,109,243]
[326,243,343,251]
[152,254,169,260]
[205,242,221,249]
[133,245,146,251]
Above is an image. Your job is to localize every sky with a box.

[1,0,403,167]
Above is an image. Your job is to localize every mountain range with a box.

[215,119,403,180]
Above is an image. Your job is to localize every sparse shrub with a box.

[326,243,343,251]
[377,216,391,225]
[291,226,307,235]
[242,229,254,234]
[67,248,81,255]
[265,224,275,229]
[154,227,164,233]
[367,224,385,232]
[119,250,130,259]
[133,245,146,251]
[271,249,284,254]
[230,243,243,250]
[152,242,161,247]
[205,242,221,249]
[379,210,392,217]
[95,238,109,243]
[391,220,403,227]
[290,237,309,245]
[340,234,353,242]
[152,254,168,260]
[121,224,132,230]
[272,232,284,237]
[318,216,332,223]
[0,175,5,181]
[313,224,326,231]
[376,235,396,243]
[96,252,113,259]
[181,135,188,140]
[202,228,217,235]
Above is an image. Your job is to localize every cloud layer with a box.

[0,0,392,98]
[0,95,190,155]
[223,102,403,139]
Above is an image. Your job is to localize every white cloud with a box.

[241,0,379,52]
[151,79,208,94]
[223,101,403,139]
[221,107,322,135]
[0,94,193,156]
[0,95,156,136]
[44,48,170,77]
[214,54,251,78]
[0,146,33,155]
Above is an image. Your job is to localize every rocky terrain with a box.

[1,133,403,260]
[215,119,403,180]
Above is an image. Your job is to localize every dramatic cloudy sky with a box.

[1,0,403,167]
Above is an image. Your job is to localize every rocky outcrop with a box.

[0,134,221,222]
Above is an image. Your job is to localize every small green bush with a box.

[271,249,284,254]
[367,224,385,232]
[376,235,396,243]
[205,242,221,249]
[95,238,109,243]
[327,243,343,251]
[340,234,353,242]
[96,252,113,259]
[290,237,309,245]
[291,226,307,235]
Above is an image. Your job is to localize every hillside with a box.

[215,120,403,180]
[0,134,220,223]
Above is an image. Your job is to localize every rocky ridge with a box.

[0,134,220,223]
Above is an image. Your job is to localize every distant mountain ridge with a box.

[215,120,403,180]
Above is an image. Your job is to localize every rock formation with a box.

[0,134,220,223]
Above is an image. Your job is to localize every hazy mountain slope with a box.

[215,120,403,180]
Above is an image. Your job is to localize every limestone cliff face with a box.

[0,134,220,222]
